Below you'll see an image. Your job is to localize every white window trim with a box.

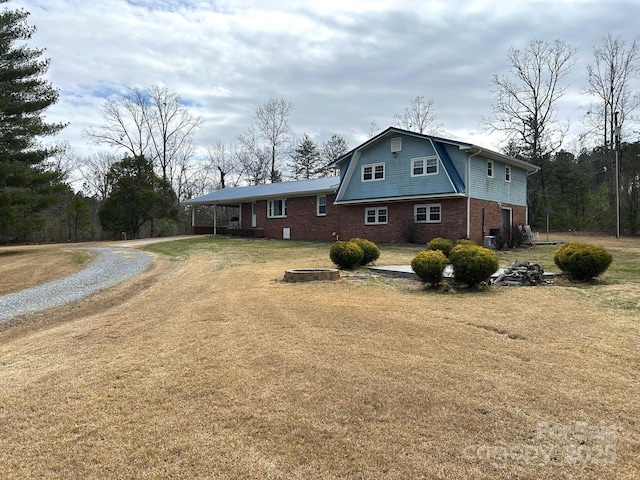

[411,156,438,177]
[505,165,511,182]
[316,195,327,216]
[364,207,388,225]
[487,160,494,178]
[267,198,287,218]
[414,203,441,223]
[362,162,385,182]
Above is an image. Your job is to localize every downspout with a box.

[467,149,481,239]
[191,205,195,233]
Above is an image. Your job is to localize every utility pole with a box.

[614,111,621,239]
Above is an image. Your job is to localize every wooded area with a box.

[0,1,638,243]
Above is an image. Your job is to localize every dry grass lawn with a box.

[0,235,638,479]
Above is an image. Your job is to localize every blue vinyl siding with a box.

[469,155,527,205]
[339,135,457,201]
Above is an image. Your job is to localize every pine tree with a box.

[0,1,67,241]
[290,134,322,180]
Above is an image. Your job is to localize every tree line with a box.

[1,0,639,242]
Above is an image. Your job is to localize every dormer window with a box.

[362,163,385,181]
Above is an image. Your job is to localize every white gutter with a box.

[466,150,481,238]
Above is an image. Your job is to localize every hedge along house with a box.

[184,127,539,244]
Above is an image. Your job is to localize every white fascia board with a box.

[333,192,465,205]
[334,151,361,203]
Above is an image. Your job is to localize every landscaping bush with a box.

[349,237,380,265]
[425,237,453,258]
[411,250,448,287]
[449,244,499,287]
[553,242,613,281]
[329,241,364,270]
[455,239,476,247]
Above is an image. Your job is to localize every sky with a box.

[10,0,640,167]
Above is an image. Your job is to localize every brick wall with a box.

[229,195,527,244]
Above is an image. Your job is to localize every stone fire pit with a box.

[284,268,340,283]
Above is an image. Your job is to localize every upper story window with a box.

[505,165,511,182]
[487,160,494,178]
[267,199,287,218]
[412,156,438,176]
[362,162,385,182]
[317,195,326,216]
[365,207,388,225]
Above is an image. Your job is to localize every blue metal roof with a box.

[184,176,340,205]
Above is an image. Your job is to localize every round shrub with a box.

[553,242,613,281]
[411,250,448,286]
[349,237,380,265]
[329,241,364,270]
[426,237,453,258]
[455,239,477,247]
[449,244,499,287]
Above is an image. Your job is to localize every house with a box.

[185,127,539,244]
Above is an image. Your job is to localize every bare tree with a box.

[255,97,294,183]
[584,33,640,149]
[203,140,243,189]
[237,124,271,185]
[84,85,203,194]
[80,151,118,201]
[368,120,380,138]
[393,96,441,134]
[484,38,577,225]
[484,39,577,167]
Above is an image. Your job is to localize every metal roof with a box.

[184,176,340,205]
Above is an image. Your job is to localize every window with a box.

[365,207,388,225]
[415,204,441,223]
[487,160,494,178]
[362,163,385,181]
[412,156,438,176]
[267,199,287,218]
[317,195,326,216]
[505,165,511,182]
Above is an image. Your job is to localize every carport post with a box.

[213,204,217,235]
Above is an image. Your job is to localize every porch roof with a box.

[184,176,340,206]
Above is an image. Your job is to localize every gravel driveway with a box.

[0,247,153,323]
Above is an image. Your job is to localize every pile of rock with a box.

[492,261,547,286]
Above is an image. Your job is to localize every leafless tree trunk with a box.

[80,151,118,201]
[237,124,271,185]
[83,85,203,198]
[254,97,293,183]
[484,39,577,166]
[584,33,640,149]
[393,96,441,134]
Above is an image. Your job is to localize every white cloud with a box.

[9,0,640,162]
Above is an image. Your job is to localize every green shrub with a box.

[553,242,613,281]
[425,237,453,258]
[411,250,448,287]
[449,244,499,287]
[330,241,364,270]
[455,239,477,247]
[349,237,380,265]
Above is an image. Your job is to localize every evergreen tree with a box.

[0,1,66,241]
[290,134,322,180]
[100,155,178,239]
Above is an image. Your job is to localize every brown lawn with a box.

[0,235,638,479]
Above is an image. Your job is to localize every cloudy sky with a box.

[11,0,640,163]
